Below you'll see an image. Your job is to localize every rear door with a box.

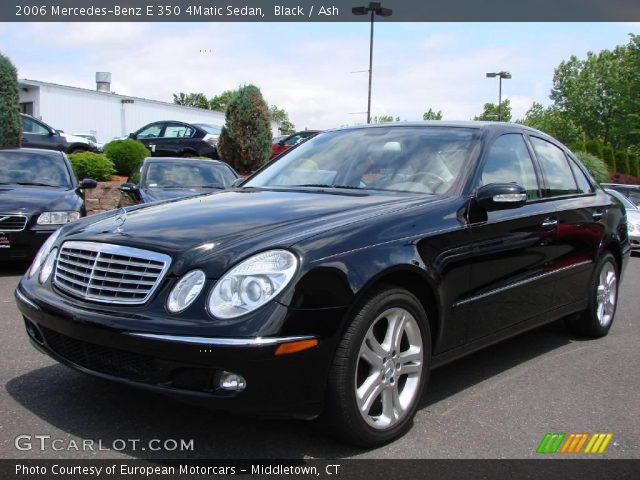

[155,123,195,156]
[528,136,607,308]
[465,133,559,340]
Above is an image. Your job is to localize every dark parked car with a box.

[20,114,97,154]
[0,148,96,260]
[270,130,321,158]
[601,183,640,207]
[128,121,221,159]
[15,122,630,446]
[120,157,238,204]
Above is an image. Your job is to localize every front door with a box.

[464,133,559,340]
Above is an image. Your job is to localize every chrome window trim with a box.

[0,213,28,232]
[54,240,171,305]
[454,260,593,308]
[128,333,316,347]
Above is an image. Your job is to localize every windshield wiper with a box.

[296,184,363,190]
[0,181,59,187]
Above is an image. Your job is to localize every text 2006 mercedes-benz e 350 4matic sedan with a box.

[15,122,630,446]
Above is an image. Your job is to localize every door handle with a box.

[592,210,604,221]
[541,217,558,230]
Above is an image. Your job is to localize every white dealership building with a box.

[18,73,278,143]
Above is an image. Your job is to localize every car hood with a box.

[62,188,436,277]
[140,187,220,203]
[60,133,89,144]
[0,185,77,215]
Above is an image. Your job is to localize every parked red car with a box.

[271,130,321,159]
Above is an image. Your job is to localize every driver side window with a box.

[480,134,540,200]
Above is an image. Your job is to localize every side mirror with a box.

[476,183,527,211]
[128,133,136,139]
[120,182,138,192]
[230,178,244,188]
[278,140,285,146]
[79,178,97,189]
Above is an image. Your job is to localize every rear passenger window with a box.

[530,137,578,197]
[480,134,540,200]
[568,156,594,194]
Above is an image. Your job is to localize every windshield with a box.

[143,161,235,188]
[245,127,478,194]
[193,124,222,135]
[0,151,72,187]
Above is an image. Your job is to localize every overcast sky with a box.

[0,22,637,129]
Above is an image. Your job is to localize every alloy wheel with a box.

[355,307,423,429]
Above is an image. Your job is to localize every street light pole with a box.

[367,9,374,124]
[353,2,393,124]
[485,71,512,121]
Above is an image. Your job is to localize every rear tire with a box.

[324,285,431,447]
[566,252,619,338]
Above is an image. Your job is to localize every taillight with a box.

[204,134,218,146]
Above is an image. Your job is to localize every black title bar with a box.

[3,0,640,22]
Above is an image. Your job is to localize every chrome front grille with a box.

[54,241,171,304]
[0,214,27,232]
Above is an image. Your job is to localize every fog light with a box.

[218,371,246,392]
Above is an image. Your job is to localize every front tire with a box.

[324,286,431,447]
[566,252,619,338]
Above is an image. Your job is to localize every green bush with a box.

[584,138,604,159]
[601,145,616,172]
[68,152,115,181]
[615,151,630,175]
[574,151,609,184]
[217,84,272,173]
[103,139,150,177]
[0,52,21,148]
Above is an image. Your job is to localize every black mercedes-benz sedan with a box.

[119,157,238,205]
[1,148,96,261]
[15,122,630,446]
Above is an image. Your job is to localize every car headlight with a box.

[167,269,206,313]
[28,229,62,278]
[208,249,298,319]
[39,248,58,284]
[37,211,81,225]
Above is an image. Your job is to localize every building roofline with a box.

[18,78,226,115]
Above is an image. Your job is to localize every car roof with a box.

[0,147,65,158]
[324,120,549,136]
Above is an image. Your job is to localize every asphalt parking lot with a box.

[1,258,638,460]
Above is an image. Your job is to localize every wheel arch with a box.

[350,266,441,350]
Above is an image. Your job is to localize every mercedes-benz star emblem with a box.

[114,208,127,233]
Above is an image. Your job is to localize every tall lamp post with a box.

[485,71,512,121]
[352,2,393,124]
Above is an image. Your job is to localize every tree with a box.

[172,92,210,109]
[0,52,21,147]
[518,102,583,146]
[217,85,272,173]
[550,34,640,149]
[473,99,512,122]
[423,108,443,120]
[209,90,236,112]
[372,115,397,123]
[269,105,296,135]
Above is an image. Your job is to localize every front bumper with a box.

[15,284,339,419]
